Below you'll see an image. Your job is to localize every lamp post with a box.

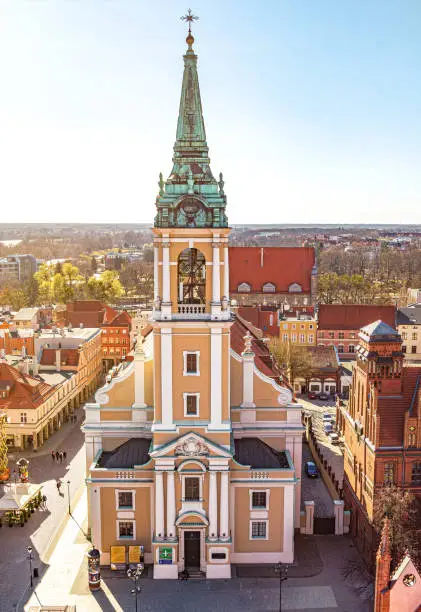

[27,545,33,588]
[127,563,144,612]
[274,562,288,612]
[66,480,71,514]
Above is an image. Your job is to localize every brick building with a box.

[0,324,35,356]
[374,519,421,612]
[229,247,317,307]
[317,304,396,359]
[57,301,132,369]
[336,320,421,567]
[293,345,340,396]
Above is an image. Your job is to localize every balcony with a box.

[177,303,206,316]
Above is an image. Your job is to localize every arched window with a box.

[237,282,251,293]
[288,283,302,293]
[262,282,276,293]
[178,248,206,304]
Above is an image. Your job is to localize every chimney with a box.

[80,322,84,329]
[55,348,61,372]
[22,359,29,375]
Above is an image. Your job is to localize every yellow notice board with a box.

[128,546,144,564]
[110,546,126,564]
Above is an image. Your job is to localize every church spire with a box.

[154,12,228,229]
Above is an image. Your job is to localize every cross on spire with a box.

[181,8,199,34]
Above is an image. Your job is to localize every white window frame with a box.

[116,519,136,540]
[249,519,269,540]
[282,333,288,342]
[183,351,200,376]
[291,334,297,343]
[115,489,136,511]
[308,334,314,343]
[237,282,251,293]
[183,392,200,417]
[181,474,203,502]
[262,282,276,293]
[249,489,270,510]
[299,333,305,343]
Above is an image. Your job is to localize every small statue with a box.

[195,207,206,227]
[187,167,194,194]
[177,207,187,226]
[218,172,225,195]
[158,172,165,195]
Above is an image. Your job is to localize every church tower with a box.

[150,14,233,578]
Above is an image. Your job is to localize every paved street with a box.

[25,489,372,612]
[301,442,333,517]
[299,396,344,487]
[0,414,86,612]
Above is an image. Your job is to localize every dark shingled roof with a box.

[234,438,290,469]
[97,438,150,469]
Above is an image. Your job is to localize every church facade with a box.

[84,26,303,579]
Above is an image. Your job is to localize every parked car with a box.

[318,392,329,401]
[329,432,340,445]
[308,391,319,400]
[305,461,319,478]
[323,422,334,434]
[323,412,335,422]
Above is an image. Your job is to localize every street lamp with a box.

[274,562,288,612]
[127,563,144,612]
[66,480,71,515]
[27,545,33,588]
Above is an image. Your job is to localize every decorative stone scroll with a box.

[175,437,209,457]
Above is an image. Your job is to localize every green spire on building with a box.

[154,15,228,229]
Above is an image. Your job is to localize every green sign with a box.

[159,547,172,564]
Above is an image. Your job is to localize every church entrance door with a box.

[184,531,201,568]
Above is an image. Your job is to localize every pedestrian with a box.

[42,494,47,510]
[51,450,55,463]
[55,451,60,462]
[56,479,62,494]
[63,451,67,462]
[59,451,63,464]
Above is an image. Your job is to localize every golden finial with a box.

[181,9,199,47]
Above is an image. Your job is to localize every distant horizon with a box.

[1,1,420,224]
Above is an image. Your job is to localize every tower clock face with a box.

[403,573,416,587]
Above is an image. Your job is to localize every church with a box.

[83,18,303,579]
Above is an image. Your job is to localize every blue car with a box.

[305,461,319,478]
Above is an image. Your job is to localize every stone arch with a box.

[178,248,206,304]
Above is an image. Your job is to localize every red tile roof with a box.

[231,316,291,391]
[40,348,80,367]
[317,304,396,331]
[229,247,315,294]
[65,301,131,330]
[238,306,279,337]
[0,362,53,409]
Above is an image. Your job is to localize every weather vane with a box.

[181,9,199,34]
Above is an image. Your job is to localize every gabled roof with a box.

[229,247,315,294]
[40,348,79,368]
[318,304,396,330]
[0,362,53,409]
[97,438,151,469]
[234,438,290,469]
[307,345,339,370]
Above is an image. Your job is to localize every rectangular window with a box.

[184,477,200,501]
[412,332,418,341]
[299,334,305,343]
[291,324,296,330]
[309,324,314,330]
[184,352,199,375]
[319,332,324,338]
[283,333,288,342]
[411,462,421,484]
[282,323,288,330]
[184,393,199,416]
[403,345,407,353]
[402,332,408,340]
[338,332,344,339]
[20,413,27,424]
[349,345,355,353]
[412,346,417,354]
[300,324,305,330]
[308,334,314,343]
[251,491,267,509]
[117,491,133,509]
[250,520,267,539]
[118,520,134,539]
[384,463,395,485]
[291,334,297,343]
[329,332,335,339]
[338,344,344,353]
[211,552,226,560]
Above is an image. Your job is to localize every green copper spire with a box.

[154,12,228,229]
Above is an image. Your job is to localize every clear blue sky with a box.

[0,1,420,224]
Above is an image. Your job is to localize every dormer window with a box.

[262,282,276,293]
[237,282,251,293]
[288,283,302,293]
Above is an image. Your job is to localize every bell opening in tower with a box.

[178,248,206,304]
